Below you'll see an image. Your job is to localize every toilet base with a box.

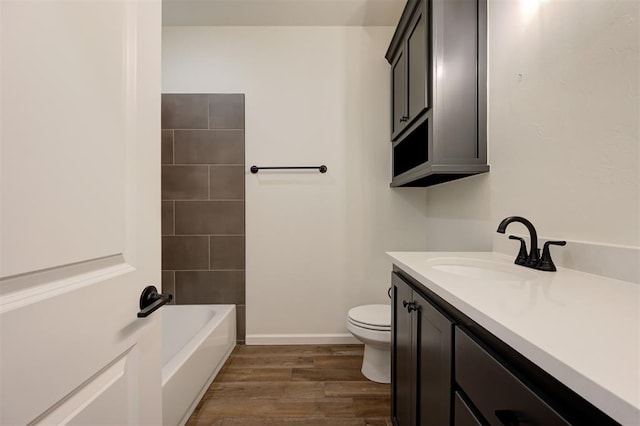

[361,344,390,384]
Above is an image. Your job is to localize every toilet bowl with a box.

[346,304,391,384]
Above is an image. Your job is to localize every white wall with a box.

[162,27,430,342]
[424,1,639,259]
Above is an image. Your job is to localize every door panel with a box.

[0,0,129,277]
[1,269,154,425]
[0,0,162,424]
[37,350,134,425]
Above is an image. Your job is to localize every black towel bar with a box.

[250,165,327,174]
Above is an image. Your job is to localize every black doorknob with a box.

[137,285,173,318]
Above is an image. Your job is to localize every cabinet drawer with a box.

[454,392,483,426]
[455,327,570,426]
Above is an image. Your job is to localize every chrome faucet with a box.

[497,216,540,267]
[496,216,565,272]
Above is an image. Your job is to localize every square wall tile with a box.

[161,130,174,164]
[174,130,244,165]
[162,165,209,200]
[175,201,244,235]
[210,236,245,269]
[162,271,175,304]
[162,236,209,270]
[162,201,174,235]
[175,271,245,304]
[210,166,244,200]
[209,94,245,129]
[161,94,208,129]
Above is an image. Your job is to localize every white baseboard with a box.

[245,333,359,345]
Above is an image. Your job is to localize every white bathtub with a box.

[162,305,236,426]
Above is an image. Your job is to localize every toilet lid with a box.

[348,304,390,329]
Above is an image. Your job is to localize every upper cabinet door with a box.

[407,6,428,121]
[391,50,407,139]
[389,1,429,142]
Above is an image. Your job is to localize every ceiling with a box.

[162,0,406,26]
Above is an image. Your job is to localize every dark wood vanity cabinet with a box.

[391,272,453,426]
[386,0,489,187]
[391,268,618,426]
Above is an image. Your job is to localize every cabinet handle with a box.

[495,409,522,426]
[400,115,410,123]
[402,300,418,313]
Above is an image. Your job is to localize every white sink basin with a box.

[427,257,537,281]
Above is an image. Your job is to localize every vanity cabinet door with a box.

[391,272,453,426]
[392,274,415,426]
[415,290,452,426]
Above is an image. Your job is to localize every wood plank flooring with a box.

[186,344,391,426]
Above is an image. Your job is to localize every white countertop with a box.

[387,251,640,425]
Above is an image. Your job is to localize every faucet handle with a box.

[508,235,528,265]
[538,240,567,272]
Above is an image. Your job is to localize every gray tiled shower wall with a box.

[161,94,246,343]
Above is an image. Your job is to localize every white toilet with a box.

[346,304,391,384]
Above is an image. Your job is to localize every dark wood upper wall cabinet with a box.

[386,0,489,187]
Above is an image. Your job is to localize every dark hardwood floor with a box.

[186,344,391,426]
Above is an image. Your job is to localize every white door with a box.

[0,0,162,424]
